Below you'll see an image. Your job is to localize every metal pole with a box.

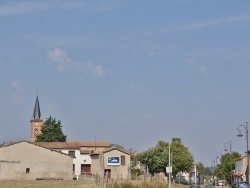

[246,122,249,182]
[237,122,249,182]
[230,140,233,184]
[168,142,171,188]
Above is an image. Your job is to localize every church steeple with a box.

[32,95,41,120]
[30,95,43,142]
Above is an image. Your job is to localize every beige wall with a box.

[0,142,73,180]
[91,149,131,179]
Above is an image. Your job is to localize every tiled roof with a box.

[32,140,111,149]
[90,147,131,156]
[1,141,72,158]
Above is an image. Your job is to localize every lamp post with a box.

[216,151,222,164]
[224,140,233,184]
[212,160,216,183]
[237,122,249,182]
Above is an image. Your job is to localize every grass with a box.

[0,179,189,188]
[0,180,98,188]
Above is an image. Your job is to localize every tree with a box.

[215,152,241,185]
[136,138,194,176]
[35,116,67,142]
[196,162,206,175]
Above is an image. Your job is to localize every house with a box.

[0,141,73,180]
[90,147,131,179]
[34,140,111,176]
[234,155,248,182]
[27,95,131,179]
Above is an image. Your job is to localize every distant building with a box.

[0,141,73,180]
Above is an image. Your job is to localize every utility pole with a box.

[168,142,171,188]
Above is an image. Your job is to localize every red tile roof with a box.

[32,140,111,149]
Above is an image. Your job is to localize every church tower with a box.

[30,95,43,141]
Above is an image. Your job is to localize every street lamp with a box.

[224,140,233,184]
[216,151,222,164]
[224,141,232,153]
[237,122,249,182]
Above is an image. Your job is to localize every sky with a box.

[1,0,250,167]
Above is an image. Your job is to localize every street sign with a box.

[166,166,172,173]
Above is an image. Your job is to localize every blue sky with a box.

[1,0,250,167]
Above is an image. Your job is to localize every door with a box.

[104,169,111,178]
[81,164,91,174]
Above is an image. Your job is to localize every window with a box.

[121,155,125,165]
[26,168,30,174]
[68,151,75,158]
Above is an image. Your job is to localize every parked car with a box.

[175,177,189,185]
[217,180,225,186]
[232,182,249,188]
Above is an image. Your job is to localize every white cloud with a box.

[179,15,250,30]
[127,82,143,91]
[142,40,162,57]
[0,1,119,17]
[47,48,71,72]
[0,2,48,17]
[187,58,208,76]
[197,66,208,76]
[187,58,197,66]
[47,47,106,77]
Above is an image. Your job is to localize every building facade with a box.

[91,148,131,179]
[34,141,111,176]
[234,156,248,182]
[0,141,73,180]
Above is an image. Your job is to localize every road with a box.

[189,184,226,188]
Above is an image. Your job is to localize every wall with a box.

[102,149,131,179]
[60,149,91,175]
[0,142,73,180]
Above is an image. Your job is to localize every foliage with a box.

[35,116,67,142]
[215,152,241,185]
[136,138,194,176]
[196,162,213,176]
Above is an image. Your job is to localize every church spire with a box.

[32,95,41,120]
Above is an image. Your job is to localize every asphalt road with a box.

[189,184,228,188]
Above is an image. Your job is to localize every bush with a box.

[112,180,167,188]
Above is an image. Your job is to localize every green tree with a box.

[35,116,67,142]
[196,162,206,175]
[215,152,241,185]
[136,138,194,176]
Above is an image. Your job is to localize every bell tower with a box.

[30,95,43,141]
